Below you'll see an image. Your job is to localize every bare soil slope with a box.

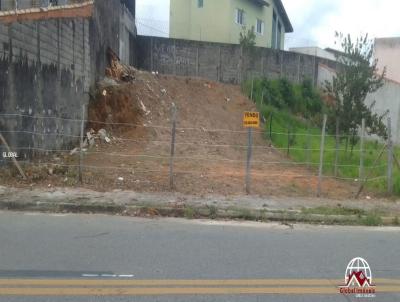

[80,71,357,198]
[1,70,361,199]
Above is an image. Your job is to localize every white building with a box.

[375,37,400,83]
[289,46,336,61]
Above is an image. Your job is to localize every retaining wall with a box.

[135,35,338,85]
[0,18,90,160]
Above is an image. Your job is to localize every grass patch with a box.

[256,104,396,195]
[359,213,383,226]
[184,206,196,219]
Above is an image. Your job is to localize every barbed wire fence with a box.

[0,105,396,197]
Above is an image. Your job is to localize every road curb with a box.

[0,199,397,226]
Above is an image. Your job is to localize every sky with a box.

[136,0,170,37]
[283,0,400,49]
[136,0,400,49]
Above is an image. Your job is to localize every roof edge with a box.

[273,0,293,33]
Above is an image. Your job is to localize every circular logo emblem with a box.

[345,257,372,287]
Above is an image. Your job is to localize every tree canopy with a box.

[324,32,388,150]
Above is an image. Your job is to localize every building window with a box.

[235,9,245,25]
[197,0,203,8]
[256,19,264,35]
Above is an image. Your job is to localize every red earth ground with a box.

[1,70,363,199]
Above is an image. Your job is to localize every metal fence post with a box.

[196,46,199,76]
[287,125,290,156]
[359,118,365,180]
[169,103,177,190]
[79,104,86,184]
[306,123,311,168]
[250,76,254,101]
[297,54,301,83]
[317,114,327,197]
[173,40,176,75]
[387,116,393,194]
[334,117,339,177]
[245,128,253,194]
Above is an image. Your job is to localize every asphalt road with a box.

[0,211,399,301]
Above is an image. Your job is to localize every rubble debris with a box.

[117,177,124,181]
[86,129,96,146]
[139,100,151,116]
[105,48,136,82]
[146,83,154,93]
[98,129,111,143]
[70,147,79,155]
[98,78,118,88]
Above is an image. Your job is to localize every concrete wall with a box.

[0,18,90,160]
[89,0,120,84]
[0,0,80,10]
[0,0,136,161]
[119,2,135,65]
[135,35,336,85]
[318,63,400,144]
[89,0,135,82]
[375,37,400,83]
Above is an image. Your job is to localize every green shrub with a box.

[243,77,323,118]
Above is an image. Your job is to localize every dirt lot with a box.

[1,70,365,199]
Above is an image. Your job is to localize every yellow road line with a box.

[0,279,343,286]
[0,286,399,296]
[0,287,346,296]
[0,279,398,296]
[376,278,400,284]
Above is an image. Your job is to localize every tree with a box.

[239,26,256,49]
[324,32,387,154]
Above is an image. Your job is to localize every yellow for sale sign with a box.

[243,111,260,128]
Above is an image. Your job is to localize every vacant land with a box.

[1,71,365,199]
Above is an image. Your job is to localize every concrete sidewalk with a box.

[0,186,399,226]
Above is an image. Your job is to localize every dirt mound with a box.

[87,84,142,132]
[75,69,360,198]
